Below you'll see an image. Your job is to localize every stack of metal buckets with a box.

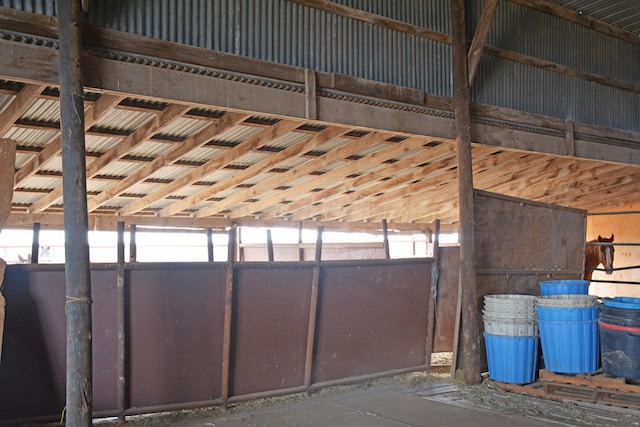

[484,280,599,384]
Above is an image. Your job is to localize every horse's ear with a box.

[610,234,614,241]
[597,235,603,241]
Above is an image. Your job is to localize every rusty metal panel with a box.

[231,265,314,396]
[128,265,226,408]
[0,265,118,421]
[474,190,586,276]
[313,261,430,383]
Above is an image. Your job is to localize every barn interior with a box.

[0,0,639,425]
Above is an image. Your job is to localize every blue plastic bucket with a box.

[537,305,600,374]
[484,333,538,384]
[539,280,589,296]
[603,297,640,310]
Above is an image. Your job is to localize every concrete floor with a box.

[109,374,640,427]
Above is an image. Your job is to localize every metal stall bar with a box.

[304,226,323,393]
[221,225,237,407]
[425,220,440,372]
[116,221,126,424]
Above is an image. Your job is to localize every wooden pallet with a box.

[488,369,640,410]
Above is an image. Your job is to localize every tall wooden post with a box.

[57,0,93,424]
[116,221,126,424]
[450,0,481,385]
[30,222,40,264]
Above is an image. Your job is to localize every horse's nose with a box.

[605,269,613,275]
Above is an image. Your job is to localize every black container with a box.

[599,305,640,380]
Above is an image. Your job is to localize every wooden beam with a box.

[28,102,189,212]
[467,0,499,87]
[263,141,457,221]
[565,119,575,157]
[0,83,45,135]
[175,126,354,218]
[287,0,451,44]
[451,0,481,385]
[305,69,317,120]
[151,118,306,217]
[484,45,640,94]
[88,111,250,212]
[223,135,430,219]
[14,93,123,186]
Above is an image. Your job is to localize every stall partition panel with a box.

[127,265,226,408]
[231,265,314,396]
[0,266,117,420]
[313,261,431,383]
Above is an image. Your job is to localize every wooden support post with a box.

[116,221,126,424]
[57,0,93,424]
[425,220,440,371]
[304,226,323,393]
[451,0,481,385]
[221,224,237,407]
[565,119,576,157]
[30,222,40,264]
[382,219,390,259]
[305,69,317,120]
[129,224,137,262]
[206,228,214,262]
[267,229,274,262]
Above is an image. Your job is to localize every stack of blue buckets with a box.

[537,280,599,374]
[484,279,599,384]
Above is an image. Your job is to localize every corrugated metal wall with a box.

[1,0,638,131]
[468,1,640,131]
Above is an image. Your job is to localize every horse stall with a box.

[0,249,461,423]
[472,190,587,369]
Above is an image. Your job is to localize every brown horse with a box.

[584,234,615,281]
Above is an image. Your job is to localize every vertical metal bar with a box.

[57,0,93,424]
[30,222,40,264]
[450,0,481,385]
[221,224,237,407]
[298,222,304,261]
[129,224,137,262]
[425,220,440,371]
[207,227,214,262]
[382,219,390,259]
[266,229,274,262]
[116,221,126,424]
[303,226,323,393]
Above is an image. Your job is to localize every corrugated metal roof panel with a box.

[127,140,175,158]
[19,175,61,191]
[196,168,236,184]
[85,135,123,153]
[14,152,34,169]
[156,116,212,138]
[0,93,14,114]
[21,98,62,123]
[11,192,43,205]
[5,127,57,147]
[86,180,116,193]
[96,160,146,178]
[123,182,164,196]
[262,130,312,150]
[96,108,155,133]
[214,125,264,144]
[273,156,310,171]
[147,165,192,181]
[180,146,226,163]
[229,151,270,169]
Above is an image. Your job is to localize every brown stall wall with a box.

[313,262,431,383]
[231,265,314,396]
[128,266,226,408]
[0,266,117,420]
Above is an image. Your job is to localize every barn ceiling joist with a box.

[0,4,639,233]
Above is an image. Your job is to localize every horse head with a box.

[597,234,615,275]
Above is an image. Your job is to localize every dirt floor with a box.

[67,370,640,427]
